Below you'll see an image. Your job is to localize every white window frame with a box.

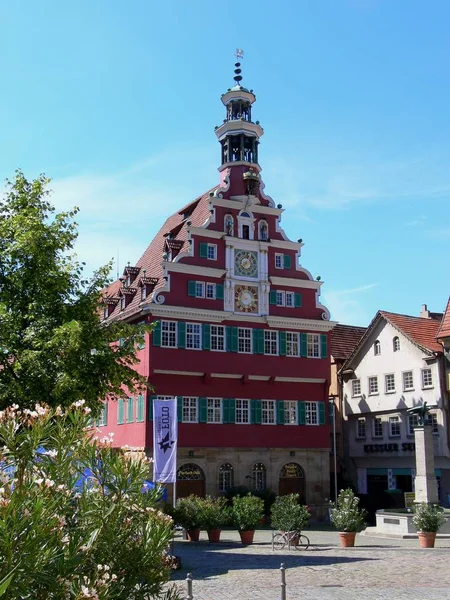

[207,398,222,423]
[210,325,225,352]
[408,414,420,435]
[389,416,401,437]
[275,253,284,269]
[356,418,366,439]
[393,337,400,352]
[286,332,299,357]
[428,413,439,435]
[285,291,295,307]
[305,401,319,425]
[284,401,297,425]
[207,244,217,260]
[307,334,320,358]
[238,328,252,353]
[385,374,395,394]
[276,290,285,307]
[182,397,198,423]
[206,282,216,299]
[368,376,379,395]
[403,371,414,391]
[186,323,202,350]
[195,281,205,298]
[352,379,361,397]
[120,295,126,311]
[219,463,234,492]
[421,368,433,389]
[373,417,383,438]
[236,399,250,424]
[264,330,278,355]
[374,340,381,355]
[161,320,177,348]
[141,286,147,301]
[261,400,276,425]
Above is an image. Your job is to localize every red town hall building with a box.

[101,61,336,512]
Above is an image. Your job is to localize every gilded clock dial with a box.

[234,249,258,278]
[235,285,258,313]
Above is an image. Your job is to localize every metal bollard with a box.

[280,563,286,600]
[186,572,193,600]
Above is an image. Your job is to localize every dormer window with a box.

[141,286,147,301]
[374,340,381,356]
[103,305,108,320]
[120,296,126,311]
[393,336,400,352]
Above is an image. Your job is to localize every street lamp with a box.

[329,395,338,502]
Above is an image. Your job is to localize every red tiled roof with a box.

[102,187,217,321]
[379,310,442,353]
[437,297,450,340]
[330,324,367,361]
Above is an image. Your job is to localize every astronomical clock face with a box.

[235,285,258,313]
[234,249,258,278]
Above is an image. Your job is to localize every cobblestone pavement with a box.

[169,529,450,599]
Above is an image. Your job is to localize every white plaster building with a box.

[340,306,450,506]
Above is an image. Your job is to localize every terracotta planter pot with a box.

[339,532,356,547]
[186,528,200,542]
[207,529,222,543]
[239,530,255,545]
[418,531,436,548]
[282,531,299,547]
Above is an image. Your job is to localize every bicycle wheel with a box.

[273,533,287,550]
[295,534,310,550]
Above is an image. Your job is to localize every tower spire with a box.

[233,49,244,86]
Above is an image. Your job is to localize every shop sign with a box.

[404,492,415,508]
[363,442,415,453]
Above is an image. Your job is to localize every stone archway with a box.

[177,463,206,498]
[278,463,305,502]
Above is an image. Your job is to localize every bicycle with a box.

[272,530,310,551]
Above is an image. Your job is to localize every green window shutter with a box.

[126,397,134,423]
[283,254,291,269]
[199,397,207,423]
[136,395,144,422]
[279,331,287,356]
[178,322,186,349]
[320,334,328,358]
[117,398,124,424]
[177,397,183,422]
[269,290,277,305]
[202,324,211,351]
[148,396,156,421]
[227,326,238,352]
[258,329,265,354]
[276,400,285,425]
[228,398,236,424]
[251,399,262,424]
[199,243,208,258]
[188,280,196,297]
[152,321,161,347]
[298,401,306,425]
[216,284,224,300]
[300,333,308,357]
[252,329,260,354]
[319,402,326,425]
[222,398,229,424]
[294,293,302,308]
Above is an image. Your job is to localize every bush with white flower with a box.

[0,402,179,600]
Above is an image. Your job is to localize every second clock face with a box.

[235,285,258,313]
[234,249,258,278]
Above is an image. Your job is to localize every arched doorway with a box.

[279,463,305,502]
[177,463,205,498]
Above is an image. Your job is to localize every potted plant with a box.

[198,496,230,543]
[173,495,203,541]
[232,493,264,544]
[270,493,310,546]
[330,489,367,547]
[412,503,445,548]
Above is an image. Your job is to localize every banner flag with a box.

[153,398,178,483]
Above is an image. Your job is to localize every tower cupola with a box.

[215,50,264,168]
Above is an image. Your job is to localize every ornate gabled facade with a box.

[100,59,336,514]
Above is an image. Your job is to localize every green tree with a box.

[0,171,148,414]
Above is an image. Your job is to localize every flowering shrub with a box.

[413,503,446,533]
[330,489,367,533]
[232,493,264,531]
[0,402,179,599]
[197,496,231,530]
[270,494,310,532]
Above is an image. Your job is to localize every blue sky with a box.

[1,0,449,326]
